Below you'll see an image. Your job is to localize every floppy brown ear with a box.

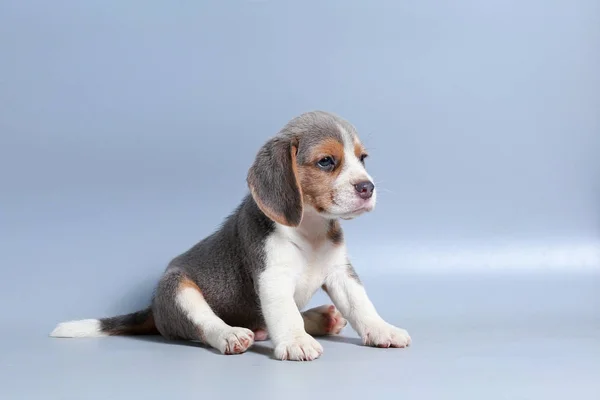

[247,136,303,227]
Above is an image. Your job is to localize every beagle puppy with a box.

[50,111,411,361]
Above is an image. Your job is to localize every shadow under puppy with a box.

[51,111,411,361]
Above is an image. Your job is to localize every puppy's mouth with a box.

[337,204,374,220]
[325,196,375,220]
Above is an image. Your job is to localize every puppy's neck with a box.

[294,206,333,241]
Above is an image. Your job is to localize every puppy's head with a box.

[247,111,376,227]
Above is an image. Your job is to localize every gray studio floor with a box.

[1,272,599,400]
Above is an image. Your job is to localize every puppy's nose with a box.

[354,181,375,199]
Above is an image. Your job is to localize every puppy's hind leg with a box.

[153,270,254,355]
[252,305,347,342]
[303,305,347,336]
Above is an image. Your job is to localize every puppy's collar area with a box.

[287,207,332,237]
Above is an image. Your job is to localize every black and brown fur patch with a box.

[297,137,345,212]
[247,137,304,227]
[100,307,159,336]
[179,276,202,292]
[326,220,344,244]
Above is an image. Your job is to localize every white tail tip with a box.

[50,319,107,338]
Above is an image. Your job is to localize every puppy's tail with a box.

[49,307,158,338]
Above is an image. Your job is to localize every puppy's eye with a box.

[317,156,335,171]
[360,154,368,164]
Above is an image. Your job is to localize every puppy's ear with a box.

[247,136,303,227]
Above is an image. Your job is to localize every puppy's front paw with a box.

[274,333,323,361]
[217,327,255,355]
[362,322,411,348]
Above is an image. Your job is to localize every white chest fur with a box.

[263,222,348,311]
[292,241,344,309]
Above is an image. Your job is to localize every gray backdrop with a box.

[1,1,599,399]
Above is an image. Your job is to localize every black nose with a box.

[354,181,375,199]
